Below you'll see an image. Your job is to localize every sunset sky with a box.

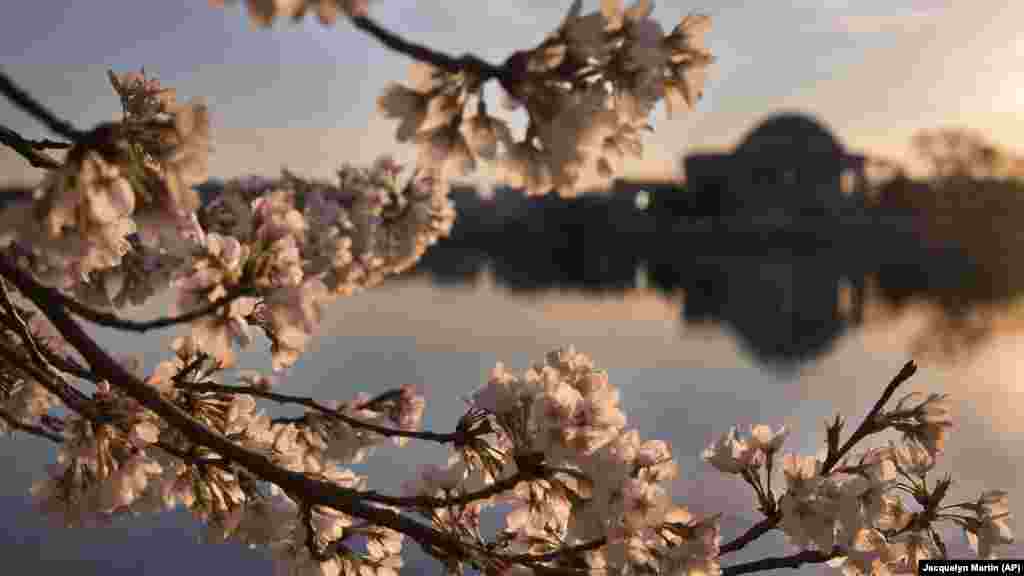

[2,1,1022,187]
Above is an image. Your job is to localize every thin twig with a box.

[718,362,918,559]
[0,276,123,380]
[722,547,840,576]
[153,439,261,483]
[0,277,53,368]
[0,71,83,141]
[820,360,917,474]
[350,15,507,84]
[718,513,782,556]
[0,335,94,416]
[183,381,460,444]
[361,468,529,510]
[504,537,607,563]
[32,278,254,332]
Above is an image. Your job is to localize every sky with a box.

[2,1,1023,188]
[1,1,1023,573]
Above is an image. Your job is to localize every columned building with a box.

[685,112,868,222]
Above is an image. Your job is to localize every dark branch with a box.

[0,277,55,369]
[0,339,94,424]
[0,241,925,575]
[0,298,97,379]
[39,348,95,380]
[0,70,84,141]
[361,468,529,509]
[722,547,840,575]
[184,381,460,444]
[505,537,607,563]
[820,360,917,474]
[719,514,781,556]
[0,125,63,169]
[0,336,93,414]
[0,407,64,443]
[719,362,918,559]
[0,253,476,563]
[31,278,254,332]
[350,16,507,84]
[359,388,406,411]
[152,439,263,486]
[27,137,71,150]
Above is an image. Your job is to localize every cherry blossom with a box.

[212,0,370,27]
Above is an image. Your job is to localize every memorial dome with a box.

[737,112,843,158]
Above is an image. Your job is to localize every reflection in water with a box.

[403,112,1024,370]
[404,184,982,370]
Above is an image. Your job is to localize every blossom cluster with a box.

[179,156,455,370]
[210,0,371,27]
[702,392,1014,574]
[29,378,164,527]
[0,68,456,372]
[67,245,183,312]
[394,347,722,575]
[4,310,1014,576]
[26,338,423,575]
[0,2,713,365]
[0,69,208,291]
[376,1,714,197]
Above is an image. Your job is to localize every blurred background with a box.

[2,1,1023,574]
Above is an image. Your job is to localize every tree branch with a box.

[152,438,266,489]
[718,513,781,557]
[0,406,65,443]
[0,254,917,575]
[361,468,529,510]
[0,329,94,416]
[0,70,84,141]
[820,360,917,474]
[0,125,63,169]
[0,278,51,365]
[722,547,840,575]
[183,381,460,444]
[0,253,476,564]
[716,362,918,561]
[38,348,96,380]
[27,136,70,150]
[350,15,507,84]
[0,277,82,381]
[28,278,254,332]
[504,537,607,563]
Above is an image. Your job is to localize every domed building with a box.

[737,113,845,157]
[684,112,868,223]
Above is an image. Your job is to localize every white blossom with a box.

[213,0,369,27]
[962,490,1015,559]
[702,427,760,474]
